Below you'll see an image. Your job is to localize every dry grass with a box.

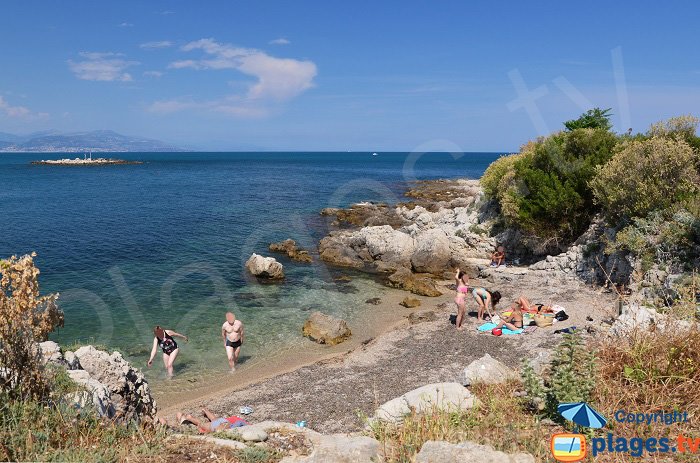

[368,381,555,463]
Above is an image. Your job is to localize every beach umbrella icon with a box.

[557,402,607,429]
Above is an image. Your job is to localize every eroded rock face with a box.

[269,239,313,263]
[38,342,156,422]
[246,253,285,279]
[410,228,453,275]
[319,226,416,272]
[302,311,352,345]
[371,383,478,425]
[74,345,157,421]
[387,268,442,297]
[415,440,535,463]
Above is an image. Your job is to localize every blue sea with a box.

[1,152,499,390]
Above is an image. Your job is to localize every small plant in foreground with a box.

[521,332,596,425]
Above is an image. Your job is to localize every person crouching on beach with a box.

[454,268,470,330]
[147,325,188,378]
[222,311,244,372]
[490,246,506,267]
[471,288,501,322]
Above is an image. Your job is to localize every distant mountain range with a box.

[0,130,185,152]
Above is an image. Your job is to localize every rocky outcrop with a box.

[269,239,313,263]
[39,342,156,422]
[387,267,442,297]
[302,312,352,345]
[246,253,285,280]
[609,303,691,337]
[415,440,535,463]
[462,354,517,386]
[73,345,157,421]
[319,225,416,271]
[371,383,478,425]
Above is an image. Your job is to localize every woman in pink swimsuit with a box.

[454,268,470,330]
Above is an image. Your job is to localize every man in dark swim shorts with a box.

[222,312,244,372]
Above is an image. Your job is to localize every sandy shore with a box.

[160,269,617,433]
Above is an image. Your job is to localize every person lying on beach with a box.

[222,311,244,372]
[175,408,248,433]
[471,288,501,322]
[494,306,524,331]
[147,325,188,378]
[512,296,553,314]
[454,268,470,330]
[490,246,506,267]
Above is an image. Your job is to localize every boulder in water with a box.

[302,311,352,345]
[246,253,285,280]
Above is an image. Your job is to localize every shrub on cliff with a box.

[0,253,63,400]
[591,136,700,221]
[482,120,617,245]
[564,107,613,131]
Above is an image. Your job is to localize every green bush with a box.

[480,152,522,199]
[521,333,597,426]
[591,137,700,220]
[510,128,617,242]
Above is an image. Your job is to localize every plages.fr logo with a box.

[550,403,697,461]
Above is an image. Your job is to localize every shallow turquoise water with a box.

[0,151,499,380]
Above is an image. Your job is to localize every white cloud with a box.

[140,41,173,50]
[0,96,47,119]
[162,38,316,115]
[269,38,290,45]
[68,52,139,82]
[118,22,134,27]
[143,70,164,78]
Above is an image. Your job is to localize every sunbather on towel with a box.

[175,408,248,433]
[512,296,553,314]
[495,306,524,331]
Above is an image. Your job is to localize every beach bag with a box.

[534,313,554,327]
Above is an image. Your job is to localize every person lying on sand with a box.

[512,296,553,314]
[490,246,506,267]
[495,306,524,331]
[471,288,501,322]
[176,408,248,433]
[222,311,244,372]
[454,268,470,330]
[147,326,188,378]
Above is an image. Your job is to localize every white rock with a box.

[281,434,381,463]
[39,341,63,364]
[232,425,268,442]
[245,253,285,279]
[372,383,478,425]
[67,369,114,417]
[64,350,81,370]
[415,440,535,463]
[411,228,452,274]
[463,354,517,386]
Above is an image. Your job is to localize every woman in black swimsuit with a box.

[147,325,188,378]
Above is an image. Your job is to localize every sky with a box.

[1,0,699,151]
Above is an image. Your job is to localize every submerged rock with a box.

[269,239,313,263]
[246,253,285,280]
[302,311,352,345]
[371,382,478,425]
[415,440,535,463]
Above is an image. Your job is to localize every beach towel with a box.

[477,322,523,335]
